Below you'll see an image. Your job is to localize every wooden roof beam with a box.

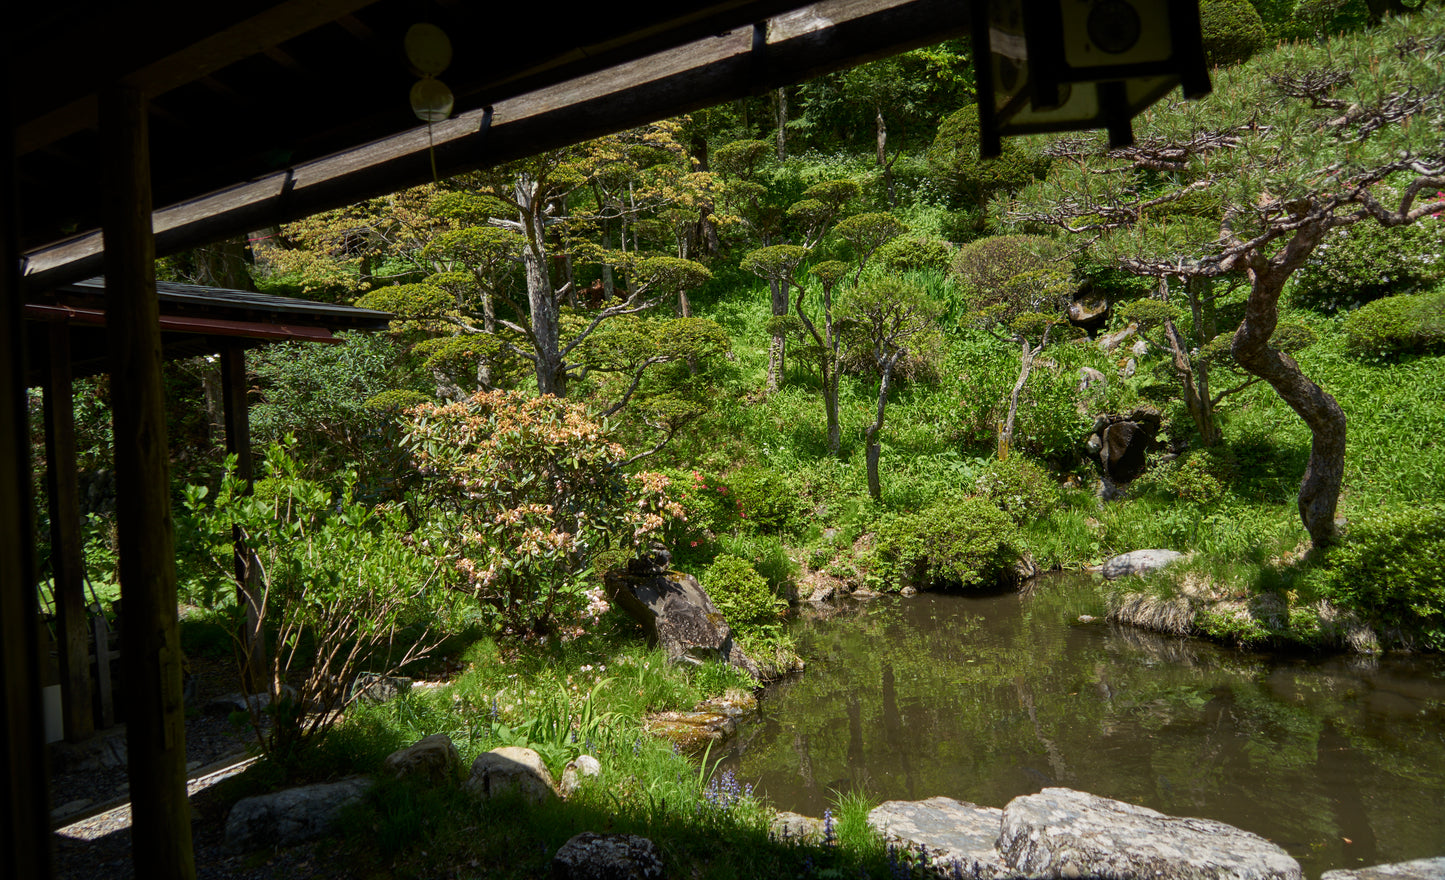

[14,0,384,154]
[20,0,969,293]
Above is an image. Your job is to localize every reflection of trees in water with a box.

[722,581,1445,871]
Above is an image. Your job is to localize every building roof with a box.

[10,0,969,291]
[23,278,392,381]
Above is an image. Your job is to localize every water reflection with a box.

[719,575,1445,877]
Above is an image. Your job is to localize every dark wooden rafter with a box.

[13,0,386,154]
[21,0,969,292]
[99,85,195,880]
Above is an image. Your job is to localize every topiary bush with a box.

[1201,0,1269,66]
[704,554,786,627]
[1292,220,1445,312]
[1304,503,1445,649]
[975,455,1059,522]
[872,495,1020,590]
[873,235,955,274]
[1343,289,1445,359]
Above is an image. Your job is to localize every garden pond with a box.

[717,574,1445,877]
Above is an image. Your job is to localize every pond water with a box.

[717,575,1445,878]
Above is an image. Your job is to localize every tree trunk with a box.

[766,278,787,393]
[1001,337,1034,458]
[775,87,788,160]
[1233,249,1344,548]
[1163,316,1219,446]
[517,174,566,396]
[865,360,897,500]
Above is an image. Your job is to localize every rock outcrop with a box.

[225,777,374,851]
[1087,409,1162,488]
[464,746,558,804]
[551,831,664,880]
[864,788,1304,880]
[1102,549,1186,580]
[560,755,602,799]
[383,733,461,785]
[869,797,1010,879]
[605,546,759,679]
[998,788,1301,880]
[1322,858,1445,880]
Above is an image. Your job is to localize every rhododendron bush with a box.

[405,390,683,638]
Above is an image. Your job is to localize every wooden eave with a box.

[14,0,971,290]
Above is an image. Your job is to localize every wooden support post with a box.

[221,342,266,693]
[2,75,52,880]
[44,321,95,741]
[100,86,195,880]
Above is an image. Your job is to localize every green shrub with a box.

[1201,0,1269,66]
[873,495,1020,590]
[975,455,1058,522]
[728,466,806,534]
[1140,450,1233,505]
[704,555,786,626]
[1292,221,1445,312]
[1305,504,1445,649]
[1343,290,1445,358]
[873,235,954,274]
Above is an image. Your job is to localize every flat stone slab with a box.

[999,788,1301,880]
[1102,549,1185,580]
[869,796,1012,879]
[1322,858,1445,880]
[225,776,373,850]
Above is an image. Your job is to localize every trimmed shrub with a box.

[1343,289,1445,358]
[975,455,1059,522]
[704,554,785,626]
[873,495,1020,590]
[1305,504,1445,649]
[1292,220,1445,312]
[1201,0,1269,66]
[874,235,955,274]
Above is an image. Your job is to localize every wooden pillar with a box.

[100,86,195,880]
[221,343,266,693]
[43,321,95,741]
[1,73,53,880]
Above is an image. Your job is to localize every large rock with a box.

[998,788,1302,880]
[350,672,412,704]
[1089,409,1161,486]
[225,777,374,850]
[560,755,602,799]
[1322,858,1445,880]
[383,733,461,785]
[464,746,559,804]
[604,548,759,679]
[551,831,664,880]
[1097,324,1138,353]
[869,797,1011,879]
[1103,549,1186,580]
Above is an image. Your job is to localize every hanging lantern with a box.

[405,22,454,123]
[405,23,452,77]
[410,76,454,123]
[973,0,1212,157]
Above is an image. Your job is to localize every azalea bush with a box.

[404,391,683,639]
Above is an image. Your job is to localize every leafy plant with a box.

[184,443,463,766]
[975,455,1059,522]
[404,390,684,639]
[704,554,786,627]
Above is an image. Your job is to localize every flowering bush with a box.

[405,391,683,639]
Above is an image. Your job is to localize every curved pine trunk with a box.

[1232,263,1345,548]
